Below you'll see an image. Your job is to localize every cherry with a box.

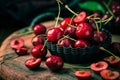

[104,56,119,66]
[30,45,47,59]
[63,26,76,38]
[32,35,44,46]
[73,11,87,23]
[45,55,64,71]
[25,58,41,69]
[90,61,108,73]
[75,22,92,40]
[109,42,120,57]
[92,31,107,44]
[10,38,24,50]
[33,24,46,35]
[74,39,90,48]
[100,69,120,80]
[74,70,92,80]
[15,47,28,56]
[57,38,75,47]
[46,28,63,43]
[60,18,73,30]
[115,15,120,23]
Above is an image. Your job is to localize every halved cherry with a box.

[73,11,87,23]
[100,69,120,80]
[90,61,108,73]
[74,70,92,80]
[104,56,119,66]
[25,58,41,69]
[10,38,24,50]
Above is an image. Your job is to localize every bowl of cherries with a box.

[45,9,112,63]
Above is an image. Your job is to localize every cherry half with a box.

[90,61,108,73]
[100,69,120,80]
[74,70,92,80]
[10,38,24,50]
[25,58,41,69]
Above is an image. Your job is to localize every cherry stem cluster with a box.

[99,47,120,61]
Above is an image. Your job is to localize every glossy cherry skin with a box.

[32,35,44,46]
[57,38,74,48]
[100,69,120,80]
[46,28,63,43]
[15,47,28,56]
[45,55,64,71]
[75,22,92,40]
[74,39,90,48]
[64,26,76,38]
[74,70,92,80]
[10,38,24,50]
[33,24,46,35]
[90,61,108,73]
[25,58,41,69]
[30,45,47,59]
[92,31,107,44]
[60,18,73,30]
[74,11,87,23]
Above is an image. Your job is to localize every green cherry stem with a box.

[55,0,61,27]
[63,35,76,41]
[41,39,48,51]
[64,63,90,69]
[99,47,120,61]
[103,1,116,19]
[65,5,77,16]
[93,19,99,33]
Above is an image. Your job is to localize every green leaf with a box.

[78,1,105,13]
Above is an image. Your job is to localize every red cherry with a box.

[74,70,92,80]
[90,61,108,73]
[45,55,64,71]
[60,18,73,30]
[75,22,92,40]
[46,28,63,43]
[33,24,46,35]
[100,69,120,80]
[10,38,24,50]
[25,58,41,69]
[92,31,107,44]
[64,26,76,38]
[31,45,47,59]
[15,47,28,56]
[74,39,90,48]
[57,38,74,47]
[73,11,87,23]
[32,35,44,46]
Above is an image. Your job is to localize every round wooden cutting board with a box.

[0,21,120,80]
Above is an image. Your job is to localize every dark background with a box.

[0,0,80,44]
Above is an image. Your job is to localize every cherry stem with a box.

[55,0,61,27]
[41,39,48,51]
[65,5,77,16]
[103,1,116,19]
[93,19,99,33]
[64,63,90,69]
[99,47,120,61]
[63,35,76,41]
[68,24,77,29]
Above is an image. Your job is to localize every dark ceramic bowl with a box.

[46,28,112,64]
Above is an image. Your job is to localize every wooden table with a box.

[0,21,120,80]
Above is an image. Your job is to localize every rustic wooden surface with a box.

[0,21,120,80]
